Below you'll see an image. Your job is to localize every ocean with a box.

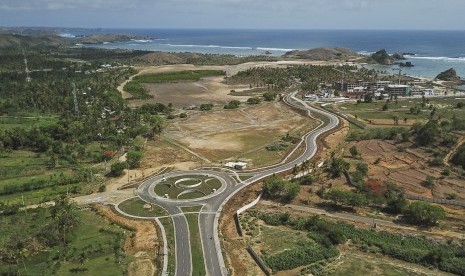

[59,29,465,79]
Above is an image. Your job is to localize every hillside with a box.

[283,47,361,61]
[369,49,395,65]
[78,34,155,44]
[0,34,69,48]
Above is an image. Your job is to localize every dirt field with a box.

[94,205,159,276]
[345,140,465,200]
[123,61,339,107]
[134,77,250,108]
[164,102,318,167]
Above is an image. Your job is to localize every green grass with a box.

[159,217,176,276]
[260,225,312,255]
[153,175,221,199]
[180,205,204,213]
[185,214,206,276]
[0,116,58,130]
[118,197,168,217]
[135,70,225,83]
[327,253,429,276]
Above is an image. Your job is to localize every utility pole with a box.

[72,83,80,116]
[22,49,32,82]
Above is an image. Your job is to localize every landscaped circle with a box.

[153,174,222,200]
[175,178,203,188]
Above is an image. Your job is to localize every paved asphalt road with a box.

[136,91,340,276]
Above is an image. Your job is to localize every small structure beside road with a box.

[224,162,247,170]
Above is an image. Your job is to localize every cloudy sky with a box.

[0,0,464,29]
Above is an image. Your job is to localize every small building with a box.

[386,85,411,96]
[224,162,247,170]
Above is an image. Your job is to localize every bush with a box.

[126,150,143,169]
[263,175,300,202]
[263,91,277,101]
[422,175,435,188]
[224,100,241,109]
[179,112,187,118]
[247,97,261,104]
[404,201,445,226]
[324,188,367,208]
[265,142,288,151]
[98,184,106,192]
[199,103,214,111]
[110,162,126,177]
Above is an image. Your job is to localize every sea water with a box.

[61,29,465,79]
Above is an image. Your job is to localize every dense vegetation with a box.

[0,47,167,207]
[263,175,300,202]
[251,211,465,275]
[227,65,378,93]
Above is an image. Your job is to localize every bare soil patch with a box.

[165,102,319,167]
[346,140,465,200]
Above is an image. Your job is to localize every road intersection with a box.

[129,91,340,275]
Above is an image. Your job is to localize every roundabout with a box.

[134,91,340,276]
[152,173,223,200]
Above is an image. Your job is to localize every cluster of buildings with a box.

[305,80,435,101]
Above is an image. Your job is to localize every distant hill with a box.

[369,49,395,65]
[0,34,70,48]
[436,68,461,82]
[133,52,186,64]
[78,34,155,44]
[283,47,361,61]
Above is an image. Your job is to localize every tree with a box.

[382,102,389,111]
[110,162,126,177]
[349,145,359,158]
[224,100,241,109]
[355,162,369,177]
[263,175,300,202]
[327,157,350,178]
[46,195,81,246]
[393,115,399,125]
[247,97,261,105]
[384,182,408,214]
[127,150,142,169]
[415,120,440,146]
[404,201,445,226]
[325,188,367,208]
[422,175,435,189]
[363,93,373,103]
[200,103,213,111]
[263,91,277,101]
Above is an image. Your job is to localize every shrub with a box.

[224,100,241,109]
[263,91,277,101]
[127,150,143,169]
[404,201,445,226]
[179,113,187,118]
[110,162,126,177]
[247,97,261,104]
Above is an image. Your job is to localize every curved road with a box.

[135,91,340,275]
